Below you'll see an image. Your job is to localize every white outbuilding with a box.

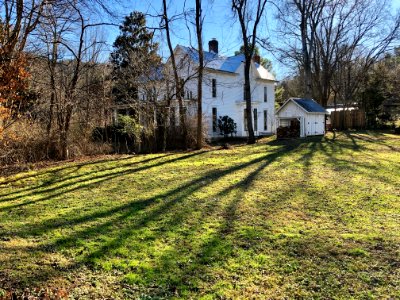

[276,98,327,137]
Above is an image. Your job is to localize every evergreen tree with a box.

[110,12,161,105]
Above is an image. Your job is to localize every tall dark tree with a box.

[111,11,161,106]
[195,0,204,149]
[232,0,268,144]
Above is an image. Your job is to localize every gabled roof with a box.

[277,98,327,114]
[293,98,327,113]
[176,45,275,80]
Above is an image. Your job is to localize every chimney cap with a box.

[208,39,219,54]
[253,54,261,64]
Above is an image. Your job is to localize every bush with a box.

[217,115,237,138]
[0,119,112,170]
[0,121,54,166]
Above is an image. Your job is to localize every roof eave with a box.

[255,78,278,83]
[204,67,238,75]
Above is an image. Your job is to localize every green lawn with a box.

[0,131,399,299]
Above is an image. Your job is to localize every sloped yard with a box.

[0,131,399,299]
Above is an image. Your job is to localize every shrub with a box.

[0,119,112,171]
[0,120,53,166]
[217,115,237,138]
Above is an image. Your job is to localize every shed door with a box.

[314,115,325,135]
[306,115,324,135]
[306,115,314,136]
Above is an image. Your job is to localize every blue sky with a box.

[103,0,400,80]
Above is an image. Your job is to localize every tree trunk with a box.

[195,0,204,149]
[299,3,312,99]
[59,130,68,160]
[244,58,255,144]
[232,0,267,145]
[162,0,187,149]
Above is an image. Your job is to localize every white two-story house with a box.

[166,39,276,138]
[113,39,276,138]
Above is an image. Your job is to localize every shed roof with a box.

[292,98,326,113]
[276,98,327,115]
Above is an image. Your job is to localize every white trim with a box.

[276,98,327,115]
[276,98,308,114]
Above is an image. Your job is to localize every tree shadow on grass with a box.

[146,137,343,297]
[0,138,312,294]
[256,133,400,298]
[0,155,137,186]
[5,135,388,298]
[346,131,400,152]
[0,152,203,210]
[318,133,400,187]
[67,139,315,295]
[0,153,175,201]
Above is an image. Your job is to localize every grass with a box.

[0,131,399,299]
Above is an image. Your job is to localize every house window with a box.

[212,107,217,132]
[180,78,185,98]
[264,110,268,131]
[212,79,217,97]
[189,91,193,99]
[186,91,190,99]
[244,109,248,131]
[264,86,267,102]
[254,108,258,131]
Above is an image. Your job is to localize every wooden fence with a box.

[330,109,366,130]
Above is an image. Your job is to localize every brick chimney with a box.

[253,54,261,65]
[208,38,218,54]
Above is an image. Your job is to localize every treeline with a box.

[273,0,400,127]
[0,0,399,167]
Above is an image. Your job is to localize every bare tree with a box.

[275,0,400,107]
[232,0,268,144]
[195,0,204,149]
[0,0,45,133]
[161,0,188,148]
[0,0,45,56]
[34,0,112,159]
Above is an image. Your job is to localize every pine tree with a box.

[110,12,161,105]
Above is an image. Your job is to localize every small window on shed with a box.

[280,119,290,127]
